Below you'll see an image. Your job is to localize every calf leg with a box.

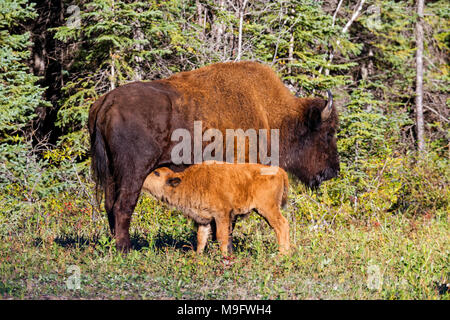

[196,223,211,254]
[257,206,290,255]
[215,215,232,255]
[227,215,238,253]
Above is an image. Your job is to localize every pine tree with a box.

[204,0,358,94]
[0,0,49,187]
[53,0,181,156]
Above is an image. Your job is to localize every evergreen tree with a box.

[53,0,191,156]
[0,0,49,188]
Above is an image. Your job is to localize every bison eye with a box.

[154,171,160,177]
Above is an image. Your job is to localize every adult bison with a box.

[88,61,339,252]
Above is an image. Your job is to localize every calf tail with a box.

[281,170,289,209]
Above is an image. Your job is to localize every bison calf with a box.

[142,162,290,255]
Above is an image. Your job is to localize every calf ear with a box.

[306,105,322,131]
[166,177,181,187]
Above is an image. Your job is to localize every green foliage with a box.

[245,0,354,92]
[338,82,412,163]
[52,0,191,156]
[0,1,48,134]
[0,0,51,202]
[338,86,387,162]
[359,1,416,100]
[1,0,447,225]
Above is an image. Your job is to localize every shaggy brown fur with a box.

[142,162,290,255]
[89,61,339,252]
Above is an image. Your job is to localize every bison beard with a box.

[89,61,339,252]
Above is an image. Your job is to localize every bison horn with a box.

[321,90,333,121]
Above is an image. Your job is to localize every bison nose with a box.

[331,166,340,179]
[326,164,340,180]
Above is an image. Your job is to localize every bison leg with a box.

[196,223,211,254]
[104,176,116,235]
[257,206,290,255]
[112,148,160,252]
[112,179,142,252]
[110,156,159,253]
[107,120,161,252]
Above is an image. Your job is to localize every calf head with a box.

[142,167,181,199]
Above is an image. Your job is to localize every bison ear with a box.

[166,177,181,187]
[306,105,322,131]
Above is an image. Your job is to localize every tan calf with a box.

[142,162,290,255]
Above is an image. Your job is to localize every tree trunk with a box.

[30,0,66,145]
[196,0,205,40]
[133,8,144,81]
[415,0,425,153]
[110,0,116,91]
[288,33,294,75]
[236,0,248,61]
[110,52,116,91]
[213,0,225,51]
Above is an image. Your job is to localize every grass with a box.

[0,190,448,300]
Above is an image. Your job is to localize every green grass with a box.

[0,191,448,300]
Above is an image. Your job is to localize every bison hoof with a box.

[116,240,131,253]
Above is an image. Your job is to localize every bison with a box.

[89,61,339,252]
[142,162,290,255]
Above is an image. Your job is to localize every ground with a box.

[0,192,448,300]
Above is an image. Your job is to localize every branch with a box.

[424,105,449,123]
[332,0,344,27]
[342,0,365,34]
[322,0,366,76]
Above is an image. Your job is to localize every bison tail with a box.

[90,123,111,209]
[281,171,289,209]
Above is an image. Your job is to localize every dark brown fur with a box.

[142,162,290,255]
[89,61,339,252]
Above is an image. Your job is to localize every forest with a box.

[0,0,448,299]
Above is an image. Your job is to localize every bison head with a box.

[284,91,340,188]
